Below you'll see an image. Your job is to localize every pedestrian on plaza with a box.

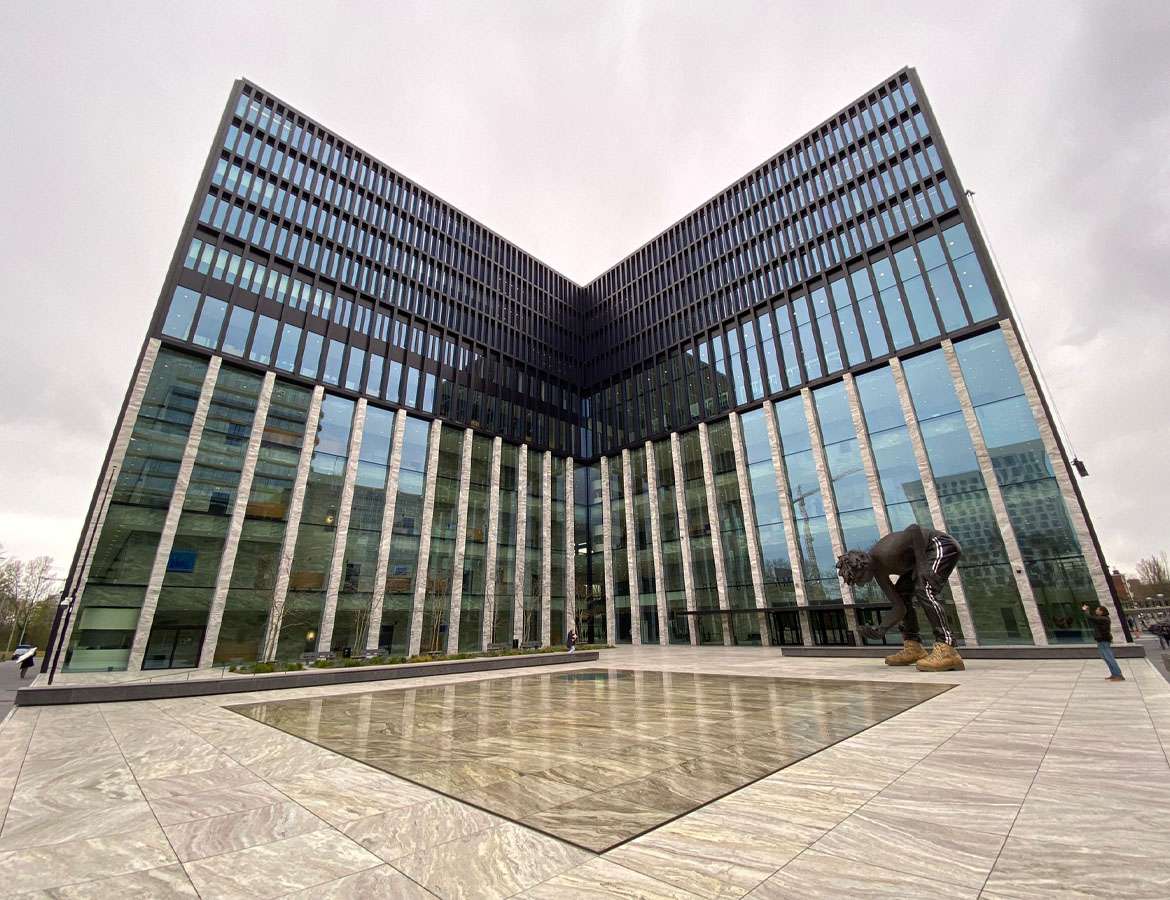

[19,652,35,679]
[566,629,578,654]
[1083,604,1125,682]
[1155,621,1170,651]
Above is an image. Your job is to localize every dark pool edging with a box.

[780,644,1146,659]
[14,651,599,707]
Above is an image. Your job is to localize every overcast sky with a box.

[1,1,1167,580]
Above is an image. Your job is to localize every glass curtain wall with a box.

[459,434,491,651]
[215,382,312,665]
[492,444,518,645]
[550,456,567,644]
[710,421,759,645]
[578,464,607,644]
[523,449,543,643]
[774,397,839,606]
[145,366,262,669]
[812,383,885,610]
[608,455,631,642]
[332,405,394,655]
[680,430,722,644]
[67,350,208,671]
[902,350,1032,644]
[419,425,462,653]
[628,447,659,643]
[380,415,430,655]
[739,408,798,613]
[954,330,1096,641]
[654,440,689,643]
[277,395,355,660]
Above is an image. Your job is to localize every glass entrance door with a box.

[766,609,803,645]
[143,627,205,669]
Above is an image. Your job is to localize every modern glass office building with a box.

[57,68,1119,672]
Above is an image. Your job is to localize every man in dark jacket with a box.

[836,523,964,672]
[1083,604,1124,681]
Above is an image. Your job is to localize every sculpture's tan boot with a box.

[915,642,965,672]
[884,640,927,666]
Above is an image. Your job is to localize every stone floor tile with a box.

[517,857,705,899]
[279,864,436,898]
[811,805,1005,889]
[981,834,1170,899]
[48,863,198,899]
[391,821,592,899]
[341,796,501,861]
[181,828,381,899]
[744,849,977,898]
[148,780,286,826]
[0,824,175,894]
[266,762,433,825]
[163,800,325,861]
[0,799,157,851]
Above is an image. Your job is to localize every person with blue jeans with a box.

[1084,603,1124,681]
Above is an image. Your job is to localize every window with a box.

[300,331,324,378]
[162,286,199,341]
[249,315,277,365]
[221,307,253,356]
[275,324,301,371]
[323,339,345,384]
[192,296,227,349]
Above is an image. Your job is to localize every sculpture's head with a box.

[835,550,874,585]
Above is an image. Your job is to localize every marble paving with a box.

[0,646,1167,898]
[228,670,950,851]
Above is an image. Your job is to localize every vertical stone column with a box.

[64,340,162,659]
[316,398,368,655]
[541,451,553,647]
[670,433,699,645]
[889,358,982,645]
[729,413,771,646]
[941,341,1047,644]
[842,373,891,535]
[443,429,475,654]
[599,455,617,645]
[802,388,860,643]
[563,456,576,638]
[999,321,1114,607]
[512,445,528,645]
[444,428,475,655]
[199,372,276,668]
[262,385,325,662]
[480,436,503,651]
[621,449,642,646]
[763,399,814,646]
[365,410,407,653]
[644,441,670,646]
[407,418,444,657]
[74,340,162,603]
[128,356,223,670]
[698,422,732,645]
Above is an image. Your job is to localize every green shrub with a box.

[250,662,275,674]
[285,662,304,671]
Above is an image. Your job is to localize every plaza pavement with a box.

[0,645,1167,898]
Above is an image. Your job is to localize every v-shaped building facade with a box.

[57,67,1118,672]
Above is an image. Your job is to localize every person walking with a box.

[1084,604,1124,682]
[566,629,578,654]
[19,651,35,679]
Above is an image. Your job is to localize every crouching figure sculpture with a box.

[836,524,965,672]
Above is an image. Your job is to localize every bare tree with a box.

[1136,552,1170,585]
[1,556,58,652]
